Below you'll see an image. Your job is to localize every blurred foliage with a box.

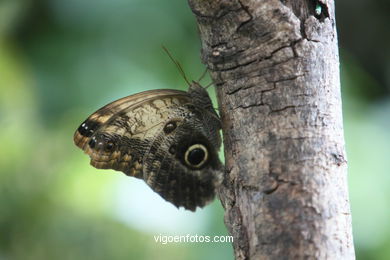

[0,0,388,259]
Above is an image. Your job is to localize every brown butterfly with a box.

[74,74,223,211]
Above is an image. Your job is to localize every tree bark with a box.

[188,0,355,259]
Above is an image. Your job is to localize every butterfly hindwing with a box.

[142,104,222,210]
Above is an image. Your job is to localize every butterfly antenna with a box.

[197,67,208,83]
[205,81,214,89]
[162,46,191,86]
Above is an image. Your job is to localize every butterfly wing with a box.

[142,104,223,211]
[74,89,191,178]
[74,85,223,211]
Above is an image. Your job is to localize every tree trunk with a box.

[188,0,355,259]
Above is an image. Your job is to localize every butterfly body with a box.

[74,82,223,211]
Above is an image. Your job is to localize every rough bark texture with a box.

[188,0,355,259]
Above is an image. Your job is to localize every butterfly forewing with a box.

[74,89,189,149]
[74,89,191,178]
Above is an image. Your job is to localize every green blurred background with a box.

[0,0,388,259]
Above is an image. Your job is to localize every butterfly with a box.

[73,59,223,211]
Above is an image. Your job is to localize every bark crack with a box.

[236,0,253,32]
[216,58,258,72]
[268,104,309,115]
